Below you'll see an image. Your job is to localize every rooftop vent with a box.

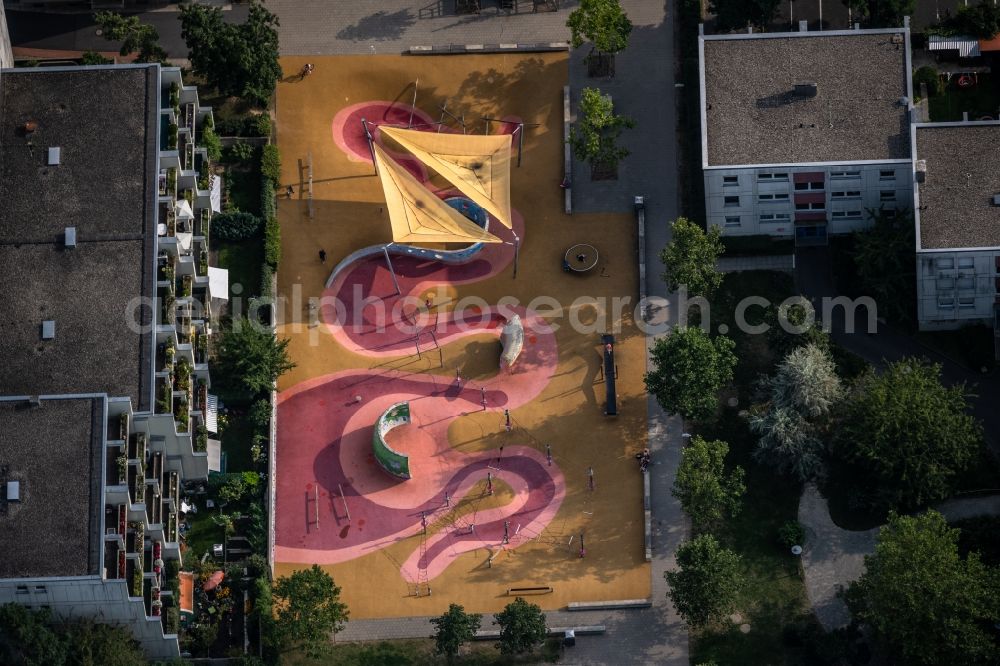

[915,159,927,184]
[47,147,61,166]
[41,320,55,340]
[6,481,20,503]
[22,120,38,134]
[891,33,904,45]
[992,194,1000,206]
[794,83,818,99]
[65,226,76,248]
[798,20,808,32]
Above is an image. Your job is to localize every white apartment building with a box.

[699,22,915,245]
[0,64,224,659]
[913,122,1000,333]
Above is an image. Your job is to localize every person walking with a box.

[319,249,327,263]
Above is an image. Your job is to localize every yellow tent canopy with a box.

[378,125,513,230]
[372,142,502,245]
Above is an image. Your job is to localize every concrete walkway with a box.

[798,484,1000,631]
[716,254,794,273]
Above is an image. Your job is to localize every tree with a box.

[431,604,482,664]
[95,12,167,64]
[767,343,842,419]
[834,358,982,510]
[913,65,943,98]
[672,436,745,529]
[272,564,349,657]
[65,620,146,666]
[645,327,737,421]
[665,535,743,627]
[80,50,113,65]
[660,218,725,299]
[845,510,1000,665]
[853,209,916,325]
[843,0,915,28]
[567,0,632,74]
[569,87,635,177]
[749,406,824,482]
[215,317,295,397]
[945,1,1000,39]
[494,597,547,656]
[0,604,69,666]
[179,0,282,106]
[710,0,781,31]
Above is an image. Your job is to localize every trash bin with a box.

[563,629,576,647]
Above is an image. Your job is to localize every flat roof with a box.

[702,32,911,166]
[0,397,104,579]
[916,124,1000,250]
[0,67,158,410]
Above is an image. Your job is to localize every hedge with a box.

[216,113,272,138]
[264,216,281,268]
[211,211,263,242]
[260,175,276,220]
[224,142,257,163]
[261,145,281,187]
[260,262,275,300]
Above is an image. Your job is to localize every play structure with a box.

[500,314,524,370]
[373,402,412,479]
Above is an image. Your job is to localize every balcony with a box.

[183,142,195,172]
[128,465,146,506]
[108,447,127,486]
[195,331,208,365]
[196,208,211,239]
[158,286,175,327]
[104,540,126,581]
[157,339,176,373]
[174,394,190,434]
[185,102,196,135]
[158,254,176,284]
[128,432,147,463]
[156,377,173,415]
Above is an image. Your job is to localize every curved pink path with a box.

[276,102,561,584]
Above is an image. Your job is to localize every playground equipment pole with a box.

[486,472,493,496]
[381,245,402,296]
[546,444,552,466]
[361,118,377,174]
[444,491,450,507]
[314,485,320,529]
[338,483,351,523]
[504,409,512,432]
[421,511,427,535]
[516,123,524,167]
[503,520,510,544]
[408,79,419,129]
[588,466,595,491]
[481,387,488,409]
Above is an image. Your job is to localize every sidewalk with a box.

[716,254,794,273]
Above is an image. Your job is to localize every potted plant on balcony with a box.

[181,274,193,298]
[195,425,208,453]
[119,413,129,440]
[118,550,127,579]
[116,453,128,485]
[167,122,178,151]
[174,395,189,433]
[131,567,143,598]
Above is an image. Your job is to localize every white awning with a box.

[210,175,222,213]
[176,232,193,251]
[928,35,981,58]
[207,438,222,472]
[207,266,229,301]
[175,199,194,220]
[205,393,219,433]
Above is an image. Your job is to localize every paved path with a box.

[799,484,1000,632]
[716,254,794,273]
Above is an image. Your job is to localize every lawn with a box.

[928,73,1000,122]
[216,237,264,301]
[219,408,255,472]
[183,509,225,563]
[915,324,997,372]
[284,638,562,665]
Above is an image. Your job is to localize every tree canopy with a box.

[666,534,743,627]
[941,1,1000,39]
[494,597,547,656]
[834,358,982,510]
[844,0,915,28]
[567,0,633,55]
[431,603,482,664]
[645,326,736,421]
[749,406,824,482]
[272,564,349,658]
[179,0,282,106]
[660,217,725,299]
[95,12,167,64]
[709,0,781,31]
[845,510,1000,665]
[672,436,745,530]
[0,604,145,666]
[853,209,916,325]
[767,343,843,419]
[214,317,295,397]
[570,88,635,174]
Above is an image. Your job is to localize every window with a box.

[34,585,46,593]
[831,210,862,219]
[957,277,975,291]
[795,202,825,211]
[936,258,955,270]
[831,191,861,199]
[794,181,824,191]
[937,277,954,290]
[830,170,861,178]
[758,193,789,202]
[938,297,955,309]
[880,190,896,202]
[724,216,741,227]
[959,297,976,309]
[724,195,739,207]
[879,169,896,181]
[958,257,975,270]
[759,213,791,223]
[16,586,28,595]
[757,172,788,181]
[723,176,738,186]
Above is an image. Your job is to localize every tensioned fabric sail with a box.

[378,125,513,229]
[372,142,502,245]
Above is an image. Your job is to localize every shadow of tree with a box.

[336,10,416,42]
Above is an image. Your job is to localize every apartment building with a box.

[913,122,1000,333]
[0,64,223,659]
[0,3,12,70]
[699,23,914,245]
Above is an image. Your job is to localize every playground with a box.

[272,52,649,619]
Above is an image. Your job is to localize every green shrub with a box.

[202,124,222,162]
[260,175,277,219]
[264,217,281,268]
[167,123,178,150]
[224,142,257,163]
[260,144,281,186]
[913,65,943,97]
[260,262,275,299]
[216,116,245,136]
[248,113,272,137]
[778,520,806,549]
[211,211,262,242]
